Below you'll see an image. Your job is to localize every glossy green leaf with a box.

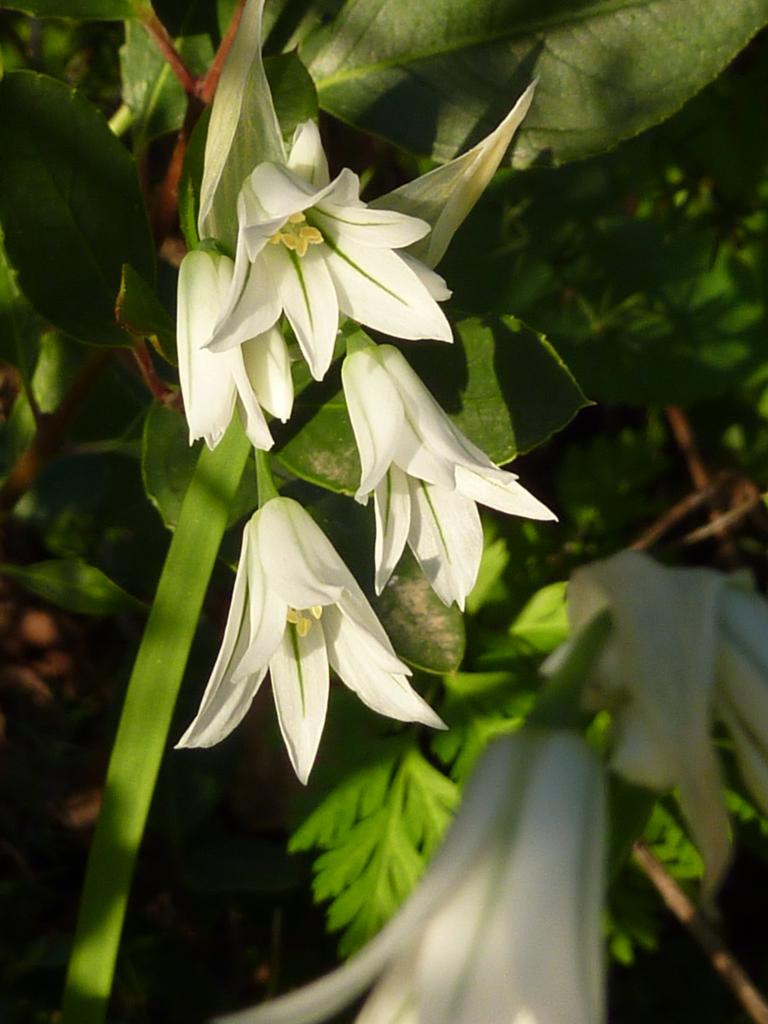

[0,230,39,384]
[307,0,768,167]
[119,17,214,151]
[178,106,210,249]
[116,264,177,364]
[0,558,146,615]
[0,0,140,17]
[277,316,587,494]
[264,51,319,143]
[374,549,465,674]
[0,71,154,347]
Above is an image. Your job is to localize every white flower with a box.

[206,120,453,382]
[196,0,538,383]
[176,496,444,783]
[557,549,768,892]
[177,249,293,450]
[341,341,556,610]
[213,730,606,1024]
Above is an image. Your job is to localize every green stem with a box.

[255,448,279,506]
[61,420,251,1024]
[528,609,612,730]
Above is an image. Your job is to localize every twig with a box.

[681,488,763,545]
[140,10,197,97]
[0,351,110,515]
[150,95,203,246]
[199,0,247,104]
[665,404,738,564]
[633,840,768,1024]
[630,473,734,551]
[131,342,180,409]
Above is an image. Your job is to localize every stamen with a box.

[269,212,324,257]
[296,617,311,638]
[286,608,301,624]
[287,605,323,637]
[310,605,323,620]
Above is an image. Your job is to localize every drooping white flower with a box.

[176,248,293,450]
[196,0,538,384]
[177,496,444,783]
[341,341,555,610]
[555,549,768,892]
[214,730,606,1024]
[206,120,453,382]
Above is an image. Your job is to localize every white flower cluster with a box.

[176,0,553,782]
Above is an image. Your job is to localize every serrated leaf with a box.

[0,72,154,347]
[291,746,457,955]
[0,558,146,614]
[116,264,177,364]
[307,0,768,167]
[277,316,586,494]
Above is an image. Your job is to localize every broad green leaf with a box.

[0,71,154,347]
[0,230,40,384]
[264,51,319,143]
[119,17,214,151]
[307,0,768,167]
[0,0,139,17]
[277,316,587,494]
[116,264,177,364]
[291,746,457,955]
[508,580,568,654]
[0,558,146,614]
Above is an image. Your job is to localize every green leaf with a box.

[508,580,568,654]
[0,558,146,615]
[0,0,139,17]
[116,264,177,364]
[290,745,457,955]
[120,16,214,151]
[142,402,258,530]
[0,230,40,384]
[374,549,465,674]
[307,0,768,167]
[178,106,210,249]
[0,71,154,347]
[142,402,200,530]
[264,51,319,143]
[277,316,587,493]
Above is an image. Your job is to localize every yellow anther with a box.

[296,616,312,638]
[269,214,324,257]
[286,607,301,624]
[310,605,323,620]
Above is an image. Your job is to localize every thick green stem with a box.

[61,420,251,1024]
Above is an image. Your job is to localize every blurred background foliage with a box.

[0,4,768,1023]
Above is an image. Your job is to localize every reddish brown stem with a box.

[140,10,197,97]
[0,351,110,515]
[633,841,768,1024]
[199,0,247,104]
[131,342,180,409]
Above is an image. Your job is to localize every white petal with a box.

[244,162,346,221]
[567,551,731,892]
[717,636,768,752]
[176,251,237,449]
[256,497,352,607]
[263,244,339,381]
[198,0,285,245]
[455,463,556,521]
[354,957,418,1024]
[720,583,768,683]
[400,253,452,300]
[230,527,287,683]
[288,120,330,187]
[229,346,275,450]
[312,202,430,250]
[719,699,768,817]
[408,479,483,611]
[324,605,444,729]
[270,620,330,783]
[176,525,266,748]
[417,732,605,1024]
[372,82,536,268]
[242,326,294,422]
[208,254,282,353]
[342,347,405,498]
[373,466,411,595]
[378,345,484,468]
[325,241,453,343]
